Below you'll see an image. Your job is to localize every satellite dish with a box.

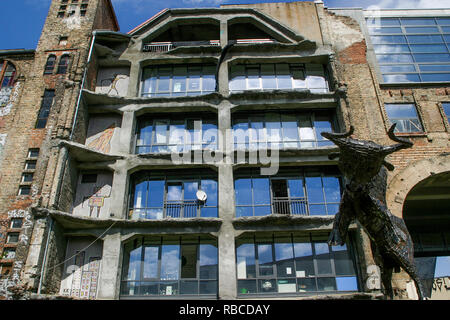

[196,190,207,202]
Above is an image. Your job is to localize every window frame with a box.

[56,54,70,75]
[384,103,424,134]
[0,61,16,89]
[129,171,219,220]
[235,232,359,297]
[120,235,218,298]
[234,167,342,217]
[35,89,55,129]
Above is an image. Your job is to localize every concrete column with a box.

[112,110,134,155]
[109,162,128,219]
[218,19,229,95]
[217,164,237,299]
[217,103,237,299]
[97,231,122,300]
[127,62,140,97]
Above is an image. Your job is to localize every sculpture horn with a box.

[383,123,413,154]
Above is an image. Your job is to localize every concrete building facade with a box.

[0,0,448,300]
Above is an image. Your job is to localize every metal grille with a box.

[271,197,308,215]
[164,200,199,218]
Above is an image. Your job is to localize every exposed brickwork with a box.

[338,40,367,65]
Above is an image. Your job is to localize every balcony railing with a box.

[235,39,278,44]
[164,200,200,218]
[271,197,308,215]
[143,40,220,52]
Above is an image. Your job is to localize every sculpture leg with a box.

[328,191,354,246]
[370,239,394,299]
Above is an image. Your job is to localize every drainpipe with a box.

[37,217,54,295]
[215,40,236,92]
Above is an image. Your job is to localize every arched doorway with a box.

[403,171,450,300]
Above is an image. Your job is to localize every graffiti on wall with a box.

[0,81,21,117]
[96,68,129,97]
[86,123,116,154]
[83,185,112,218]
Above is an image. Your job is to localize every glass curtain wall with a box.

[367,17,450,83]
[236,233,358,296]
[121,235,218,298]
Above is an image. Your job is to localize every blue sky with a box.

[1,0,450,50]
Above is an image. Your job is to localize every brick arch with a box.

[386,153,450,218]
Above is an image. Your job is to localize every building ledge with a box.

[233,214,336,230]
[59,140,124,163]
[31,207,223,231]
[238,292,385,300]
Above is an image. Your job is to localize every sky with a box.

[1,0,450,50]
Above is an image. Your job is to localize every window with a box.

[18,186,31,196]
[367,17,450,83]
[232,111,335,151]
[385,103,423,133]
[141,64,216,97]
[35,90,55,128]
[6,233,19,244]
[135,114,218,153]
[81,173,97,183]
[236,232,358,296]
[1,248,16,260]
[59,37,68,46]
[234,168,341,217]
[25,160,37,170]
[28,148,39,158]
[129,171,218,220]
[21,173,33,183]
[229,63,329,93]
[10,218,23,229]
[0,61,16,89]
[0,264,12,278]
[121,235,218,297]
[442,102,450,124]
[57,55,70,75]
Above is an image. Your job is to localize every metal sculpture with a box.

[321,124,425,300]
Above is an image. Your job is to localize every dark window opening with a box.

[81,173,97,183]
[35,90,55,129]
[57,55,70,75]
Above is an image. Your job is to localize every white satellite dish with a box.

[196,190,207,202]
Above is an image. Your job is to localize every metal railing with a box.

[143,40,220,52]
[164,200,200,218]
[271,197,308,215]
[235,39,278,44]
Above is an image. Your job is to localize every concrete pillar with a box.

[217,164,237,299]
[218,19,229,95]
[113,110,134,155]
[97,231,122,300]
[127,62,140,97]
[109,162,128,219]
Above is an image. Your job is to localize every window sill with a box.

[380,81,450,88]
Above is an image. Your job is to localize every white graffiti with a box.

[8,209,28,218]
[0,82,21,117]
[366,265,381,290]
[19,234,29,244]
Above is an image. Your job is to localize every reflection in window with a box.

[233,111,335,151]
[442,102,450,124]
[141,64,215,97]
[229,63,329,93]
[385,103,423,133]
[0,61,16,107]
[366,17,450,83]
[135,114,217,153]
[236,233,357,296]
[234,168,341,217]
[129,171,218,220]
[121,236,218,297]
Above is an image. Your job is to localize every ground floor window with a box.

[121,235,218,298]
[236,232,358,296]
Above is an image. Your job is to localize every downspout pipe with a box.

[215,40,236,92]
[37,217,54,295]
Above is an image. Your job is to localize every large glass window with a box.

[0,61,16,108]
[367,17,450,83]
[384,103,423,133]
[236,233,358,296]
[141,64,215,97]
[129,171,218,220]
[135,114,218,153]
[232,111,335,151]
[121,235,218,297]
[229,63,329,93]
[234,168,341,217]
